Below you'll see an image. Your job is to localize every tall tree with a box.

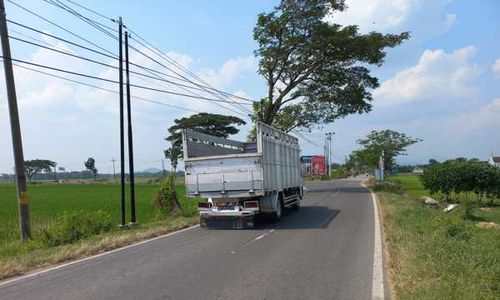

[165,113,246,164]
[164,147,181,173]
[24,159,55,183]
[252,0,409,132]
[356,130,421,169]
[84,157,98,181]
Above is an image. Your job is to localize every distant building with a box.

[489,155,500,167]
[412,167,424,174]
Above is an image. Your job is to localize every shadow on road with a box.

[336,187,370,194]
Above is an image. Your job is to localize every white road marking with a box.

[316,190,339,205]
[362,183,385,300]
[0,224,200,288]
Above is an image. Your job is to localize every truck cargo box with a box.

[182,122,301,199]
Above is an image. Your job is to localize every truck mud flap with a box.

[200,214,255,229]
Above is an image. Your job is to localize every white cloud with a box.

[450,98,500,131]
[198,56,257,88]
[327,0,456,39]
[0,38,256,173]
[492,58,500,78]
[373,46,482,106]
[329,0,416,30]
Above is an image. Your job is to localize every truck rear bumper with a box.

[200,211,255,229]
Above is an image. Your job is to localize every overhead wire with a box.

[7,0,254,117]
[7,59,202,113]
[44,0,254,116]
[5,33,252,106]
[7,0,116,56]
[1,56,251,104]
[127,42,253,116]
[127,29,255,104]
[46,0,252,117]
[128,37,255,116]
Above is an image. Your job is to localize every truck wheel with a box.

[272,197,283,221]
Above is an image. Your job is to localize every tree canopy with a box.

[84,157,98,180]
[252,0,409,132]
[353,130,421,170]
[24,159,55,183]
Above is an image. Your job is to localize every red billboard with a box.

[311,156,326,176]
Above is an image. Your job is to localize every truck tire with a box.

[272,196,283,221]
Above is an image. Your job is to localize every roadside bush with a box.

[41,210,113,246]
[153,175,180,215]
[420,158,500,203]
[444,222,471,241]
[372,181,404,194]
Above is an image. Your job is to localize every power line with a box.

[6,0,116,56]
[8,0,254,116]
[7,20,251,108]
[61,0,113,22]
[3,56,250,104]
[128,29,255,104]
[294,131,323,148]
[41,0,118,37]
[7,19,118,60]
[127,42,252,112]
[128,37,254,115]
[6,33,253,105]
[42,0,254,110]
[8,59,202,113]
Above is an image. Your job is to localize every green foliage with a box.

[355,130,422,169]
[252,0,409,131]
[378,187,500,299]
[24,159,55,183]
[153,176,181,215]
[420,158,500,202]
[40,210,113,246]
[164,146,182,172]
[84,157,98,180]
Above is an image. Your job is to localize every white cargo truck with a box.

[182,122,303,228]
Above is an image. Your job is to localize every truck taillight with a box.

[244,201,259,209]
[198,202,210,209]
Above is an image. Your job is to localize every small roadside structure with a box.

[489,155,500,167]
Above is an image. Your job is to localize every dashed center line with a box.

[315,190,339,205]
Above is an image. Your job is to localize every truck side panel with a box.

[258,124,302,192]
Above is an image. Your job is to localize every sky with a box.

[0,0,499,174]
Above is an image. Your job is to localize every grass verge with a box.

[374,176,500,300]
[0,181,199,280]
[0,215,198,280]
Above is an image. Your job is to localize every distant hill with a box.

[142,167,162,173]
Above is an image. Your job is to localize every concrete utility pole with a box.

[0,0,31,240]
[111,158,116,182]
[124,31,136,225]
[118,17,126,227]
[325,132,335,177]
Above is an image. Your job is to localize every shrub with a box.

[41,210,113,246]
[372,181,404,194]
[153,175,180,215]
[420,158,500,202]
[444,222,471,241]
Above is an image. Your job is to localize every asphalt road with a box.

[0,177,377,300]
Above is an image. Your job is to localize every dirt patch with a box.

[475,222,499,229]
[479,207,493,212]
